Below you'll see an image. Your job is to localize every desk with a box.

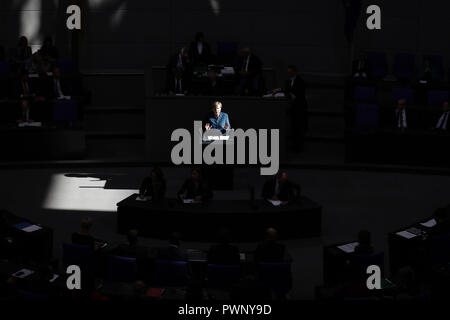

[117,194,321,241]
[145,96,289,163]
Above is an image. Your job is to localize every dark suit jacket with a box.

[284,76,308,109]
[14,79,37,98]
[207,243,240,265]
[235,54,262,77]
[189,41,211,66]
[354,244,374,254]
[261,178,301,202]
[139,177,166,201]
[157,245,187,261]
[391,108,421,130]
[178,178,213,200]
[254,241,286,263]
[71,232,96,249]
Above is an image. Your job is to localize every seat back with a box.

[427,90,449,106]
[207,264,241,288]
[107,255,137,282]
[356,103,379,129]
[392,88,415,105]
[54,99,77,121]
[62,243,94,276]
[217,41,238,65]
[155,259,189,287]
[367,52,388,78]
[351,252,384,278]
[430,233,450,265]
[258,262,292,294]
[394,53,415,79]
[354,86,376,103]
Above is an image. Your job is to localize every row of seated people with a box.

[1,36,59,75]
[138,167,301,206]
[1,68,80,123]
[352,51,446,84]
[319,207,450,300]
[355,99,450,132]
[166,32,265,96]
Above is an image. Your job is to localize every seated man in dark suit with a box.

[254,228,286,263]
[235,47,263,96]
[178,167,213,202]
[111,230,149,279]
[207,228,240,265]
[157,232,187,261]
[139,167,166,202]
[392,98,419,130]
[354,229,374,254]
[261,172,301,205]
[166,67,190,96]
[72,217,103,250]
[189,32,211,67]
[434,101,450,132]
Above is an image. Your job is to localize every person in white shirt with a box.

[435,101,450,132]
[395,99,408,130]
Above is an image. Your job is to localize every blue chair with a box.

[62,243,94,276]
[367,52,388,78]
[207,264,241,288]
[155,259,189,287]
[107,255,137,282]
[427,90,449,106]
[56,58,77,74]
[394,53,415,79]
[0,61,9,77]
[429,233,450,265]
[258,262,292,296]
[351,252,385,278]
[392,88,415,104]
[54,99,77,121]
[423,54,444,80]
[217,41,238,65]
[354,86,376,103]
[356,104,379,129]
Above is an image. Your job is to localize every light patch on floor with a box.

[42,173,137,212]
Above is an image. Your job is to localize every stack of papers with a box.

[14,222,42,233]
[12,269,35,279]
[18,122,42,127]
[267,199,281,206]
[420,218,437,228]
[57,95,71,100]
[337,242,359,253]
[221,67,235,75]
[263,93,286,98]
[183,199,201,204]
[396,230,417,239]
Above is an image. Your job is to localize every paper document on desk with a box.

[263,93,285,98]
[420,218,437,228]
[12,269,35,279]
[18,122,42,127]
[183,199,201,204]
[22,224,42,232]
[396,230,417,239]
[240,253,246,261]
[337,242,359,253]
[267,199,281,206]
[57,95,71,100]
